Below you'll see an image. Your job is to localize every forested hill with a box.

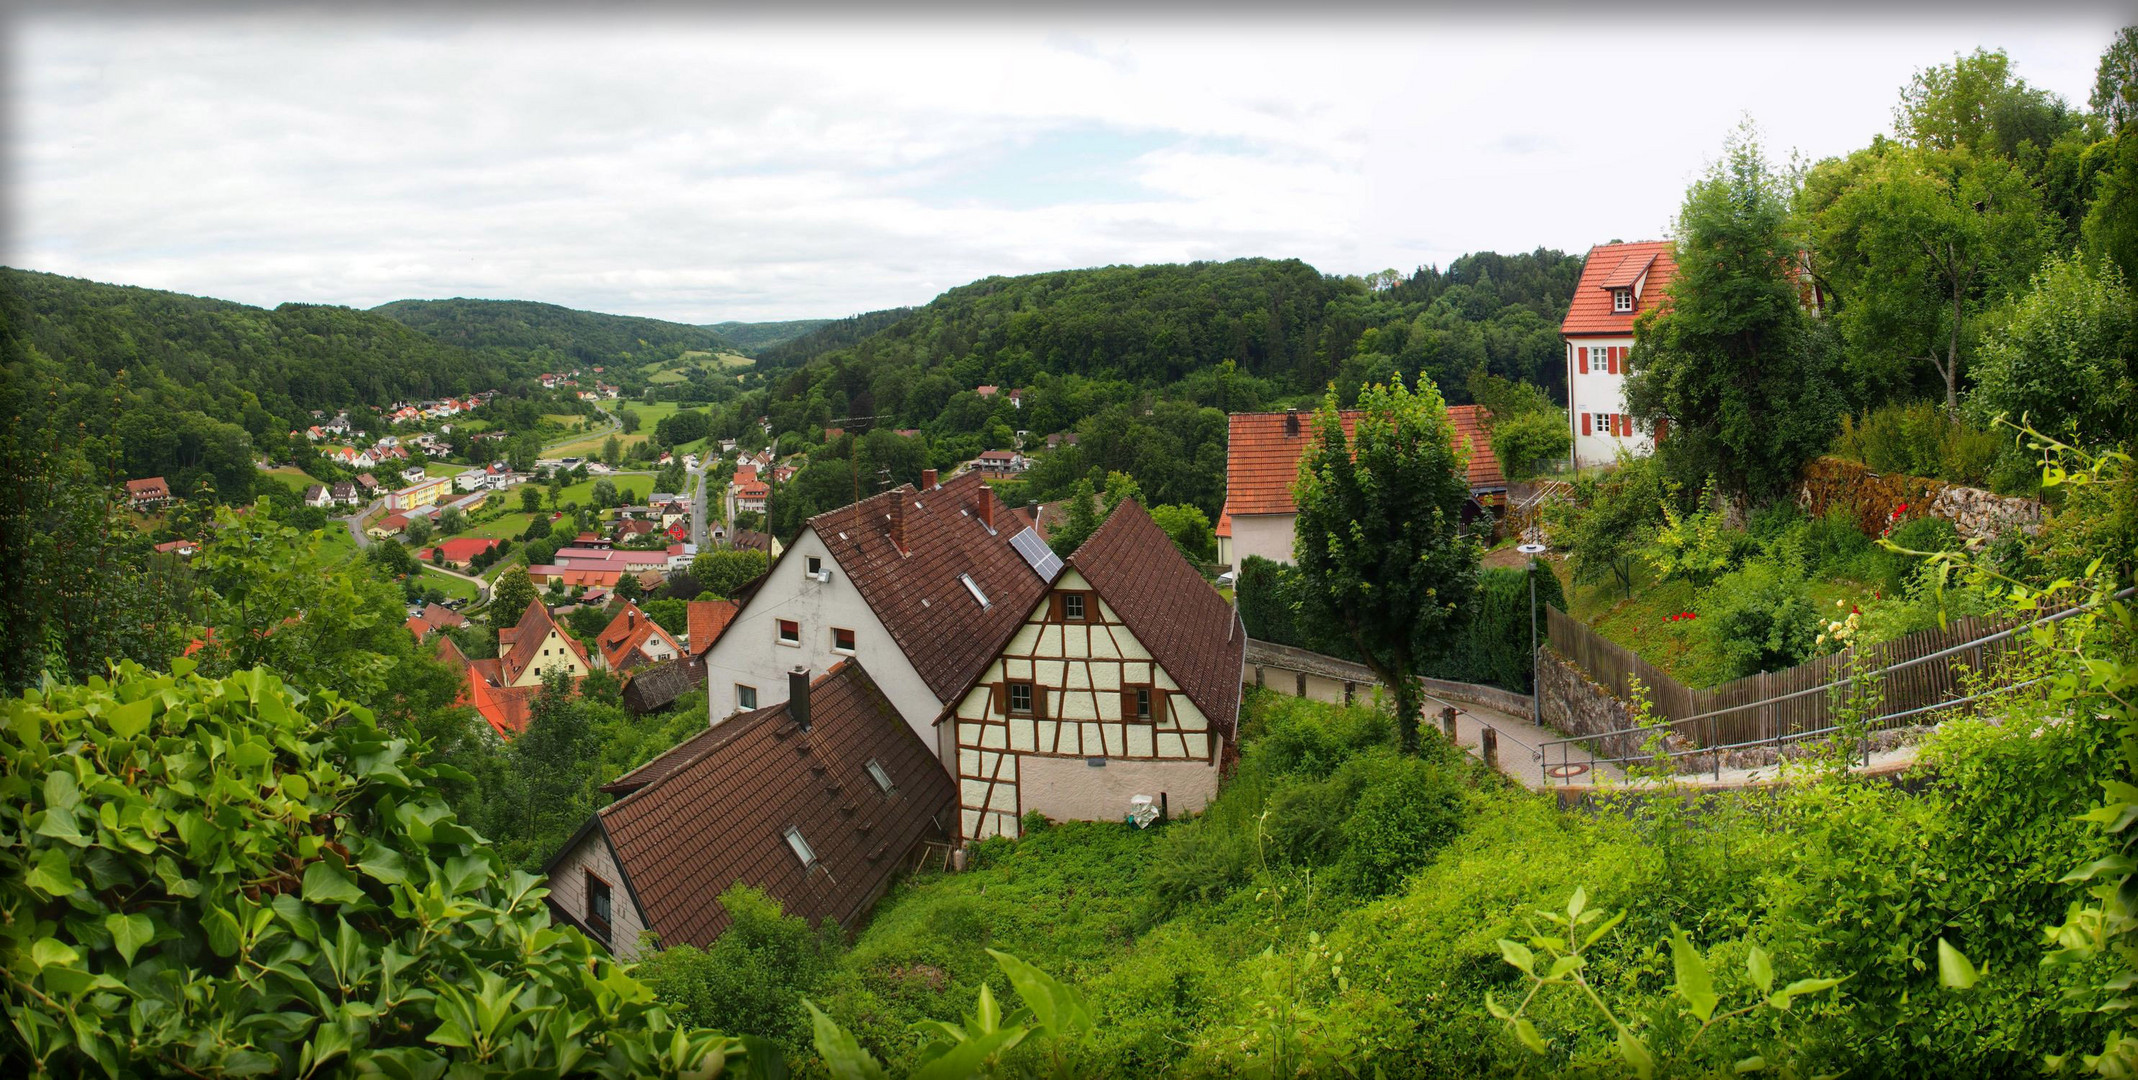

[3,268,529,500]
[754,305,918,368]
[704,318,834,353]
[371,297,729,365]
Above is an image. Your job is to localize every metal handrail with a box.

[1535,584,2132,786]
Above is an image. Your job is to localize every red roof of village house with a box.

[499,599,591,686]
[418,537,501,564]
[686,599,739,657]
[1560,240,1677,336]
[1222,405,1506,521]
[597,602,681,671]
[126,477,169,497]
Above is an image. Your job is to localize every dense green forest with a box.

[372,296,731,364]
[2,268,534,503]
[704,317,834,352]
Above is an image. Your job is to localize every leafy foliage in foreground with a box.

[0,661,759,1078]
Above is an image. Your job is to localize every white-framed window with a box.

[1613,288,1632,313]
[1063,593,1085,621]
[805,555,822,576]
[864,758,895,794]
[737,684,758,710]
[1009,682,1033,715]
[832,627,856,653]
[783,826,818,869]
[777,619,800,645]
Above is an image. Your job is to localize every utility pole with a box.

[1518,542,1548,727]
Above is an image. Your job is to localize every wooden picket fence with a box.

[1545,604,2036,749]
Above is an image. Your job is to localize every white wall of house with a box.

[1227,513,1298,566]
[945,569,1224,840]
[1566,337,1654,468]
[546,829,651,960]
[701,525,949,761]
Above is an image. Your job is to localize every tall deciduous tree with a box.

[1808,145,2050,410]
[2092,26,2138,136]
[491,567,537,625]
[1968,254,2138,446]
[1626,125,1845,501]
[1292,379,1479,751]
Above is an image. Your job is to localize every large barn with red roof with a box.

[1561,240,1678,467]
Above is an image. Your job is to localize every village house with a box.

[386,476,453,512]
[331,481,361,506]
[416,537,502,569]
[126,477,174,511]
[153,538,198,558]
[369,513,411,539]
[1214,405,1506,567]
[355,473,379,493]
[429,600,593,737]
[701,468,1052,756]
[303,484,334,509]
[973,449,1027,474]
[940,500,1244,840]
[543,661,958,958]
[596,602,684,673]
[403,602,467,640]
[1561,240,1679,468]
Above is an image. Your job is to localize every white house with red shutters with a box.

[1561,240,1677,468]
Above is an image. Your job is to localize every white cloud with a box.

[7,13,2126,322]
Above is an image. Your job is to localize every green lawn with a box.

[423,462,465,478]
[419,566,479,603]
[457,512,541,540]
[258,466,317,496]
[1562,558,1876,689]
[310,526,360,568]
[549,401,687,459]
[552,473,657,508]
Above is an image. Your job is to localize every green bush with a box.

[1427,565,1566,692]
[636,885,840,1051]
[1833,400,2004,486]
[1877,514,1963,595]
[1695,559,1826,679]
[1333,753,1472,895]
[1,661,755,1077]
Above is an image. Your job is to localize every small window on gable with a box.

[777,619,799,644]
[1009,681,1033,715]
[1613,288,1632,313]
[833,627,856,653]
[1136,687,1152,719]
[805,555,823,576]
[1063,593,1086,621]
[585,872,612,941]
[784,826,818,869]
[737,684,758,710]
[865,758,895,794]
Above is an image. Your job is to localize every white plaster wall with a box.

[1229,514,1298,565]
[1566,336,1654,468]
[701,525,949,767]
[546,829,651,960]
[1016,754,1221,827]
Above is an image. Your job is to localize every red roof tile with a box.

[1066,501,1245,738]
[499,600,590,686]
[1560,240,1677,337]
[1223,404,1508,518]
[807,470,1052,702]
[580,660,957,944]
[1444,405,1506,491]
[597,602,682,671]
[686,599,739,657]
[417,538,500,565]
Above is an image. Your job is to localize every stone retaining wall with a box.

[1797,456,2039,540]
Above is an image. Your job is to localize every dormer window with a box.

[1612,288,1632,313]
[783,826,818,870]
[864,758,895,794]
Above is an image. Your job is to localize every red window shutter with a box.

[992,682,1005,714]
[1578,347,1588,374]
[1033,686,1048,721]
[1047,594,1062,622]
[1153,689,1169,723]
[1580,413,1591,436]
[1619,414,1631,437]
[1119,689,1135,719]
[1655,418,1669,441]
[1608,347,1619,375]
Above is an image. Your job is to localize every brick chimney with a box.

[977,490,995,532]
[922,468,937,490]
[1284,407,1300,437]
[789,666,812,732]
[887,495,906,552]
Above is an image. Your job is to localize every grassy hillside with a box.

[704,318,834,353]
[372,297,730,365]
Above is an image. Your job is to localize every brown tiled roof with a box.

[686,599,739,657]
[1444,405,1507,492]
[620,658,705,716]
[126,477,168,497]
[807,470,1052,702]
[422,602,467,629]
[583,660,956,944]
[731,529,774,554]
[1066,500,1245,739]
[1222,410,1362,519]
[1561,240,1677,336]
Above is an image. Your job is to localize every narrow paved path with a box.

[1425,691,1623,787]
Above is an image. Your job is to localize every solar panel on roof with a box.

[1009,527,1062,581]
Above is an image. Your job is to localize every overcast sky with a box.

[8,10,2130,323]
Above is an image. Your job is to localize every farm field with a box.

[645,350,752,383]
[548,401,686,459]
